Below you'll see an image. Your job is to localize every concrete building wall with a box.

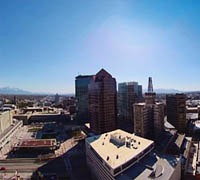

[134,102,164,139]
[86,141,115,180]
[154,103,165,138]
[0,111,12,134]
[134,104,149,137]
[170,157,181,180]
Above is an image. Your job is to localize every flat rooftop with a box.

[17,139,56,148]
[116,152,180,180]
[0,110,9,115]
[134,102,146,106]
[194,120,200,130]
[86,129,154,170]
[24,107,43,110]
[31,112,60,116]
[186,113,198,120]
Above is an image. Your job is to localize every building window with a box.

[91,147,103,163]
[114,167,121,174]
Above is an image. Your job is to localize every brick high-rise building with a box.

[166,93,186,133]
[134,103,150,138]
[153,102,165,138]
[89,69,117,134]
[133,77,164,139]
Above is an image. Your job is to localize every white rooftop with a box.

[134,102,146,106]
[86,129,154,170]
[194,121,200,130]
[116,153,180,180]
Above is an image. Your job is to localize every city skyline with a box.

[1,0,200,93]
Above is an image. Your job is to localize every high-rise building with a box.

[89,69,117,134]
[54,93,60,105]
[133,103,151,137]
[154,102,165,138]
[75,75,94,124]
[166,93,186,133]
[118,82,143,127]
[13,96,17,105]
[134,77,164,139]
[144,77,156,105]
[138,85,143,97]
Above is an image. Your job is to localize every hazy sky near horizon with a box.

[1,0,200,93]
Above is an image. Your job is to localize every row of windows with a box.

[87,147,114,180]
[87,142,154,178]
[90,146,103,163]
[113,143,154,176]
[0,121,22,147]
[122,157,137,170]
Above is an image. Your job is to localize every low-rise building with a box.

[14,109,71,125]
[86,129,181,180]
[0,110,13,134]
[0,120,23,149]
[12,139,58,158]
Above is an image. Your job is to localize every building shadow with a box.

[31,140,93,180]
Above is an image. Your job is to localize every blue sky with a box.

[1,0,200,93]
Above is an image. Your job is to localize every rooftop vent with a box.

[110,133,125,147]
[102,142,104,145]
[107,156,109,161]
[138,142,141,145]
[116,155,119,159]
[126,141,130,148]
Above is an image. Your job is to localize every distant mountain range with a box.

[0,87,199,95]
[0,87,33,95]
[0,87,74,96]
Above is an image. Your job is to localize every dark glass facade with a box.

[118,82,143,129]
[75,75,94,124]
[166,93,186,133]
